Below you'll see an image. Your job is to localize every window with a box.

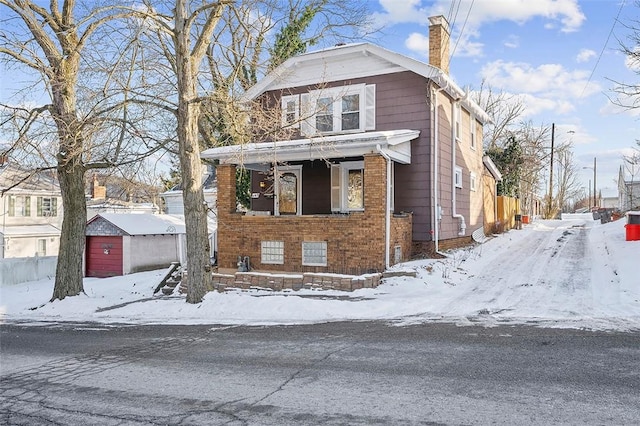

[470,115,477,150]
[301,84,375,136]
[37,197,57,217]
[261,241,284,264]
[455,167,463,189]
[331,161,364,212]
[281,94,300,128]
[302,241,327,266]
[8,196,15,217]
[8,196,31,217]
[470,172,477,192]
[37,239,46,257]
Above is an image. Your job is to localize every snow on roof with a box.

[1,224,60,237]
[90,213,186,235]
[89,213,216,236]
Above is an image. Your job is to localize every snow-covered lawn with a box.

[1,216,638,331]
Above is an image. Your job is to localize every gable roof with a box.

[0,163,60,193]
[87,213,217,236]
[87,213,187,236]
[243,42,490,124]
[483,156,503,181]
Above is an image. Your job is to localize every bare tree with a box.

[472,80,526,150]
[553,148,582,213]
[0,0,164,300]
[611,0,640,113]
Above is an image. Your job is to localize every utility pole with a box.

[547,123,555,218]
[593,157,597,208]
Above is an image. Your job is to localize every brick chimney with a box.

[92,174,107,199]
[428,15,450,74]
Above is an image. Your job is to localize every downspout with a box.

[430,84,446,254]
[451,95,467,236]
[376,144,391,270]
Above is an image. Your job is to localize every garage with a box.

[85,213,217,278]
[86,235,123,277]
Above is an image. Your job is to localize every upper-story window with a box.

[281,94,300,128]
[470,115,477,150]
[454,103,462,142]
[37,196,57,217]
[8,195,31,217]
[301,84,375,136]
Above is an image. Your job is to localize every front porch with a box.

[215,155,413,275]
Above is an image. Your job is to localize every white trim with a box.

[275,165,302,216]
[241,43,491,124]
[302,84,367,136]
[281,94,300,128]
[470,171,477,192]
[455,166,463,189]
[202,129,419,166]
[470,114,477,150]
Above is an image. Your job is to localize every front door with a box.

[276,166,301,215]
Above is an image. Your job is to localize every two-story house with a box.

[0,154,63,258]
[202,16,490,275]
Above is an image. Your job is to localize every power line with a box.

[580,0,627,98]
[451,0,475,59]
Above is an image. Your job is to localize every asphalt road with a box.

[1,321,639,425]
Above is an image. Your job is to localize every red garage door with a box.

[86,236,123,277]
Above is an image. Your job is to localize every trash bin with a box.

[625,211,640,241]
[522,215,530,224]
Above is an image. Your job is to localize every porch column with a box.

[363,153,387,271]
[217,163,237,213]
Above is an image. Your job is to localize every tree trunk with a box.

[175,3,213,304]
[52,160,86,301]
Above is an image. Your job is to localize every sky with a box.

[1,0,638,200]
[2,215,639,332]
[364,0,639,199]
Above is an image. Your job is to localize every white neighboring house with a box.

[160,164,218,216]
[618,165,640,212]
[0,157,63,258]
[160,163,218,260]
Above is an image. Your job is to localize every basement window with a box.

[302,241,327,266]
[261,241,284,264]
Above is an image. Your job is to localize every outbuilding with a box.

[85,213,216,278]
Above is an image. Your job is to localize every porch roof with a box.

[201,129,419,168]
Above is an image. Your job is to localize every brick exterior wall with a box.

[216,155,412,275]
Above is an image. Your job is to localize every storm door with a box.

[275,166,302,215]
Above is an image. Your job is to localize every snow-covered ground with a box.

[1,215,638,331]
